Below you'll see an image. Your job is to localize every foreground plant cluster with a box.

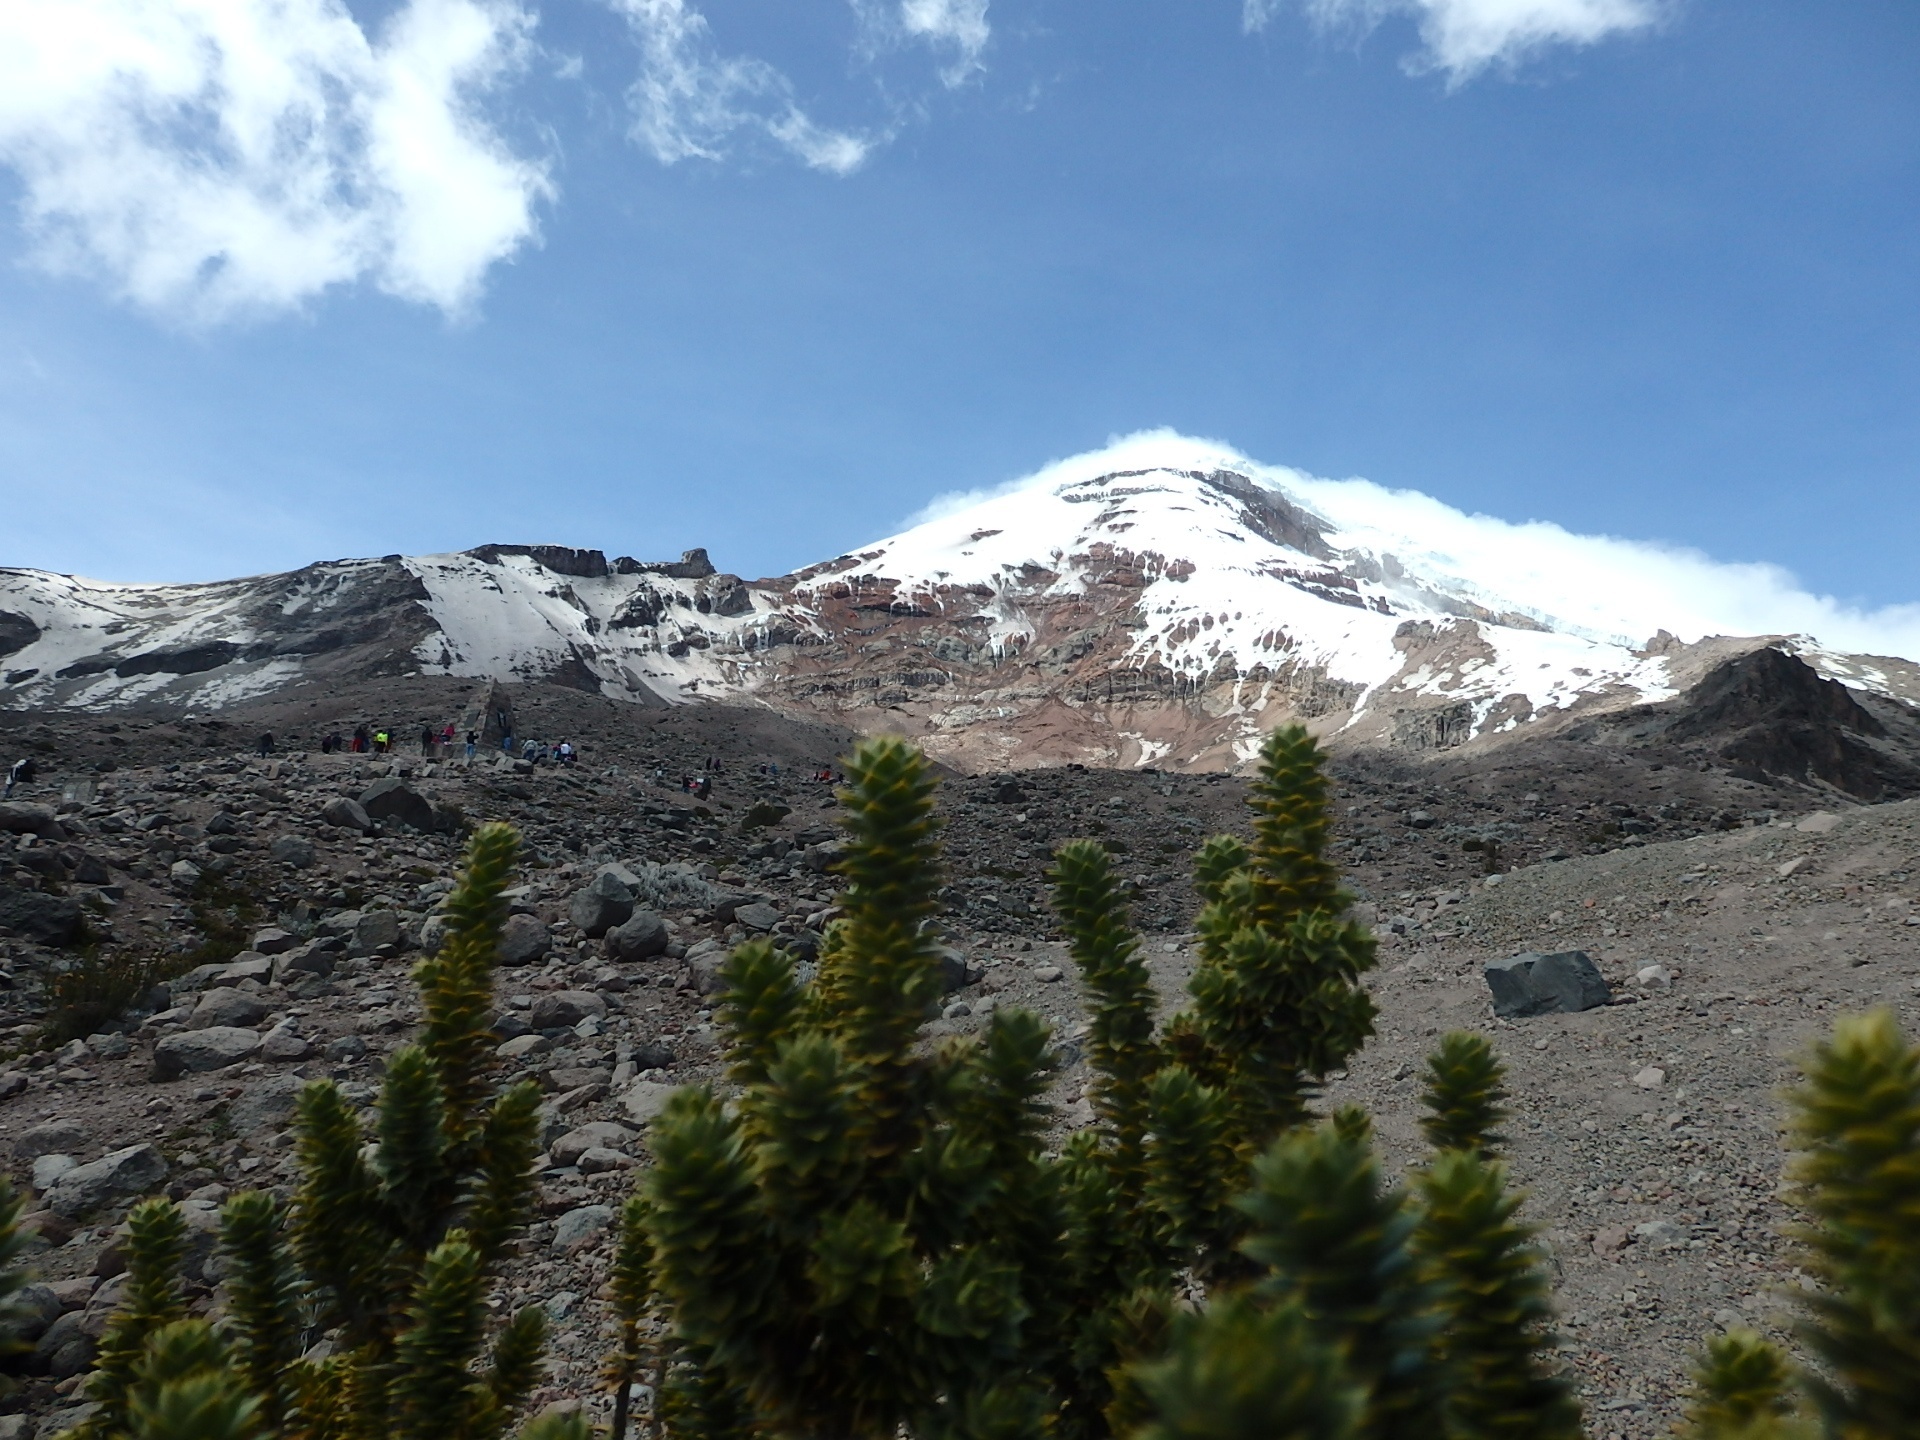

[2,727,1915,1440]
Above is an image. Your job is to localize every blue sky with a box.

[0,0,1915,615]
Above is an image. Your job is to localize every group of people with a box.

[316,722,483,761]
[516,738,578,767]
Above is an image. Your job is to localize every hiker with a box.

[465,730,478,761]
[441,722,456,748]
[652,765,667,787]
[522,738,540,764]
[373,729,390,754]
[420,726,436,757]
[3,758,33,797]
[353,725,370,754]
[256,732,274,758]
[696,775,712,800]
[557,741,575,766]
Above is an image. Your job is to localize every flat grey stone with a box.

[32,1154,78,1193]
[251,927,298,955]
[349,910,401,957]
[734,902,781,933]
[622,1080,677,1125]
[230,1073,307,1135]
[45,1143,169,1217]
[152,1026,262,1080]
[358,778,435,832]
[551,1121,638,1166]
[578,1147,635,1174]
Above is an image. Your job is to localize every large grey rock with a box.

[622,1081,677,1125]
[190,986,271,1030]
[35,1309,96,1376]
[272,941,335,983]
[499,913,552,966]
[569,872,636,937]
[734,901,781,933]
[321,796,373,832]
[605,909,669,962]
[251,927,298,955]
[357,778,435,832]
[268,835,315,868]
[32,1155,77,1193]
[0,886,81,945]
[230,1073,308,1135]
[1484,951,1612,1018]
[15,1118,85,1161]
[152,1026,262,1080]
[168,859,203,889]
[552,1204,614,1253]
[551,1121,639,1166]
[684,940,728,996]
[348,910,401,956]
[11,1282,64,1342]
[0,802,62,838]
[44,1143,169,1218]
[530,990,606,1030]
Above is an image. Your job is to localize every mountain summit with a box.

[5,434,1919,785]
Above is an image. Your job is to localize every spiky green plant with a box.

[1419,1032,1509,1156]
[80,823,558,1440]
[0,1178,31,1378]
[1785,1008,1920,1436]
[1680,1330,1801,1440]
[639,737,1058,1440]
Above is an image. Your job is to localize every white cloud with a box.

[876,0,992,85]
[0,0,550,322]
[612,0,874,175]
[1250,0,1664,82]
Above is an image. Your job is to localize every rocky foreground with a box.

[2,689,1918,1437]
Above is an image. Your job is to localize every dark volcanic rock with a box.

[1485,950,1611,1018]
[358,778,436,831]
[0,885,81,944]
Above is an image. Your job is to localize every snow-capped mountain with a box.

[4,433,1918,775]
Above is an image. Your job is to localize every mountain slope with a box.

[5,435,1920,787]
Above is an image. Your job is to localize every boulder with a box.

[622,1080,677,1126]
[550,1121,638,1167]
[268,835,315,868]
[1484,951,1611,1018]
[10,1282,64,1342]
[934,946,979,993]
[272,942,335,984]
[321,796,373,833]
[578,1147,635,1175]
[605,909,669,962]
[15,1118,85,1161]
[189,987,271,1030]
[497,1033,553,1060]
[152,1026,263,1080]
[499,913,552,966]
[213,955,274,985]
[530,990,606,1030]
[0,885,82,945]
[569,872,636,937]
[168,859,203,890]
[630,1039,675,1070]
[229,1073,307,1135]
[348,910,401,957]
[734,901,781,933]
[44,1143,169,1218]
[35,1309,96,1377]
[685,942,729,996]
[260,1025,313,1062]
[250,927,297,955]
[552,1203,613,1253]
[0,802,62,838]
[32,1155,77,1193]
[357,778,436,832]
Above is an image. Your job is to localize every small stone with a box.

[1633,1219,1686,1248]
[152,1027,263,1080]
[1033,965,1064,983]
[1632,1066,1667,1089]
[552,1203,614,1253]
[498,913,553,966]
[168,859,203,889]
[268,835,315,868]
[529,990,606,1030]
[942,1000,972,1019]
[1591,1226,1630,1258]
[1635,964,1674,990]
[251,927,298,955]
[1713,1308,1749,1331]
[189,987,271,1031]
[1776,856,1811,879]
[1795,811,1841,835]
[86,1032,130,1060]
